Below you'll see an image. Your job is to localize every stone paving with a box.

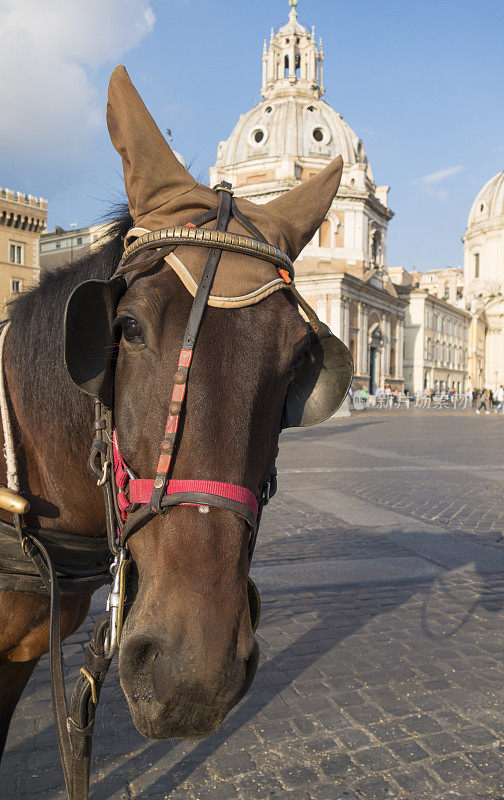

[3,409,504,799]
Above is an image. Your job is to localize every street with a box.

[4,408,504,800]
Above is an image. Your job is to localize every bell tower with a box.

[261,0,324,100]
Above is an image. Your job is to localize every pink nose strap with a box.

[112,431,259,528]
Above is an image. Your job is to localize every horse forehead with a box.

[122,267,303,346]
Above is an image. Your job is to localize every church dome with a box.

[210,1,377,194]
[467,171,504,230]
[214,96,374,183]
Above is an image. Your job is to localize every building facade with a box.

[210,1,405,392]
[40,223,110,272]
[407,267,464,305]
[0,187,47,311]
[398,286,470,395]
[462,170,504,391]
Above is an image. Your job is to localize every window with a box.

[56,242,61,249]
[76,236,83,245]
[11,279,21,294]
[312,127,324,142]
[319,219,331,248]
[9,243,23,264]
[284,55,289,77]
[443,282,449,300]
[474,252,479,278]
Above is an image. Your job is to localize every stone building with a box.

[396,281,470,395]
[0,187,47,311]
[462,170,504,391]
[405,267,464,305]
[40,223,110,272]
[210,0,406,393]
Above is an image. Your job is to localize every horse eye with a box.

[119,316,144,344]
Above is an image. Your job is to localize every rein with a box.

[0,183,288,800]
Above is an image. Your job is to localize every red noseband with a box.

[113,432,259,531]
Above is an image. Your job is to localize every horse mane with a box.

[7,209,132,432]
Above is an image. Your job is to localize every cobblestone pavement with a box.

[4,409,504,799]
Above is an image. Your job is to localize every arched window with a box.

[295,53,301,77]
[319,219,331,248]
[474,252,480,278]
[284,55,289,77]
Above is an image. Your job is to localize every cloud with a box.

[0,0,155,159]
[412,165,465,200]
[414,165,465,186]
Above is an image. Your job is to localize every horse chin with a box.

[127,700,226,741]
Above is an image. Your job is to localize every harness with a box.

[0,185,297,800]
[0,180,352,799]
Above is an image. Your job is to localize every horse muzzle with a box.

[118,626,259,739]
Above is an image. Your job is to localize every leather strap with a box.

[0,517,110,594]
[149,185,234,512]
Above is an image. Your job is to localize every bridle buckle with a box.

[79,668,97,704]
[105,548,130,657]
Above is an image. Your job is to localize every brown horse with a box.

[0,66,347,756]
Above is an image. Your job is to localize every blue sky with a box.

[1,0,502,270]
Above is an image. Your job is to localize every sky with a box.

[0,0,502,270]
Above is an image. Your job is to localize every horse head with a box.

[65,67,351,740]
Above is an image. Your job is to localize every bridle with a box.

[89,182,290,655]
[0,182,310,800]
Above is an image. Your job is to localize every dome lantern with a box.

[261,0,323,100]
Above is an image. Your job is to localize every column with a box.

[361,305,369,374]
[397,318,404,379]
[356,302,369,375]
[356,303,364,373]
[289,42,296,79]
[330,296,343,339]
[316,295,328,325]
[342,296,350,347]
[383,314,391,376]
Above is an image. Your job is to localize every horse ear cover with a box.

[282,321,354,428]
[64,276,126,407]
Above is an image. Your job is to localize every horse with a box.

[0,66,351,792]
